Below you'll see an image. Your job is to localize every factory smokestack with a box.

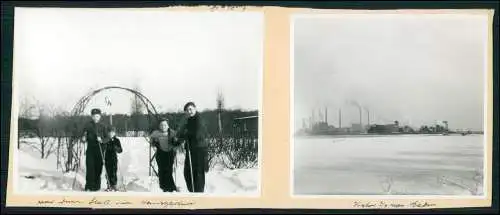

[338,108,342,128]
[318,109,323,123]
[359,107,362,127]
[366,109,370,126]
[325,107,328,124]
[311,109,315,124]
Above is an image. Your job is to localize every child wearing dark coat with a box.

[103,127,123,191]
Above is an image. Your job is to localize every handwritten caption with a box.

[36,197,195,208]
[209,5,247,11]
[353,200,437,209]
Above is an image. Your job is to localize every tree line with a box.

[18,109,258,138]
[17,92,259,170]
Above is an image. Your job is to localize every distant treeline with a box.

[18,109,258,137]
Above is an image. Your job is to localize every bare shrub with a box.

[437,170,484,195]
[205,134,258,170]
[380,176,394,195]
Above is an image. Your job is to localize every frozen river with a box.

[293,135,484,195]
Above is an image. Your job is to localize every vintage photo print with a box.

[10,7,263,197]
[291,12,490,196]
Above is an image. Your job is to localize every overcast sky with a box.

[14,8,262,115]
[293,13,488,131]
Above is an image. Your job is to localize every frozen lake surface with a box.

[293,135,484,195]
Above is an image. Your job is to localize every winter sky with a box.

[293,13,489,131]
[14,8,262,115]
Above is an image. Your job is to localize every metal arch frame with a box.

[66,86,160,178]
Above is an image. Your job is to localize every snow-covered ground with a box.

[16,137,259,196]
[293,135,485,195]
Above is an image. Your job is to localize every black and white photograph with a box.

[13,7,262,195]
[291,13,489,196]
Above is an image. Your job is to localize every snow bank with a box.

[15,137,259,195]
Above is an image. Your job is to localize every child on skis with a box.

[150,118,181,192]
[103,127,123,191]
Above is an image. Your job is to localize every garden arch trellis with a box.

[62,86,161,180]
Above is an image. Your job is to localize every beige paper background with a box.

[6,6,494,209]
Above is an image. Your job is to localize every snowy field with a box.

[15,137,259,196]
[293,135,485,196]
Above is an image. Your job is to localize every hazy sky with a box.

[14,8,262,115]
[293,13,488,131]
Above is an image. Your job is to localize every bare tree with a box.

[54,108,70,170]
[24,101,58,159]
[18,96,37,149]
[216,92,224,134]
[19,96,37,119]
[208,92,225,168]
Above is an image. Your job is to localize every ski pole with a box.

[97,139,111,190]
[173,153,177,191]
[187,141,195,192]
[171,137,179,192]
[102,144,112,190]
